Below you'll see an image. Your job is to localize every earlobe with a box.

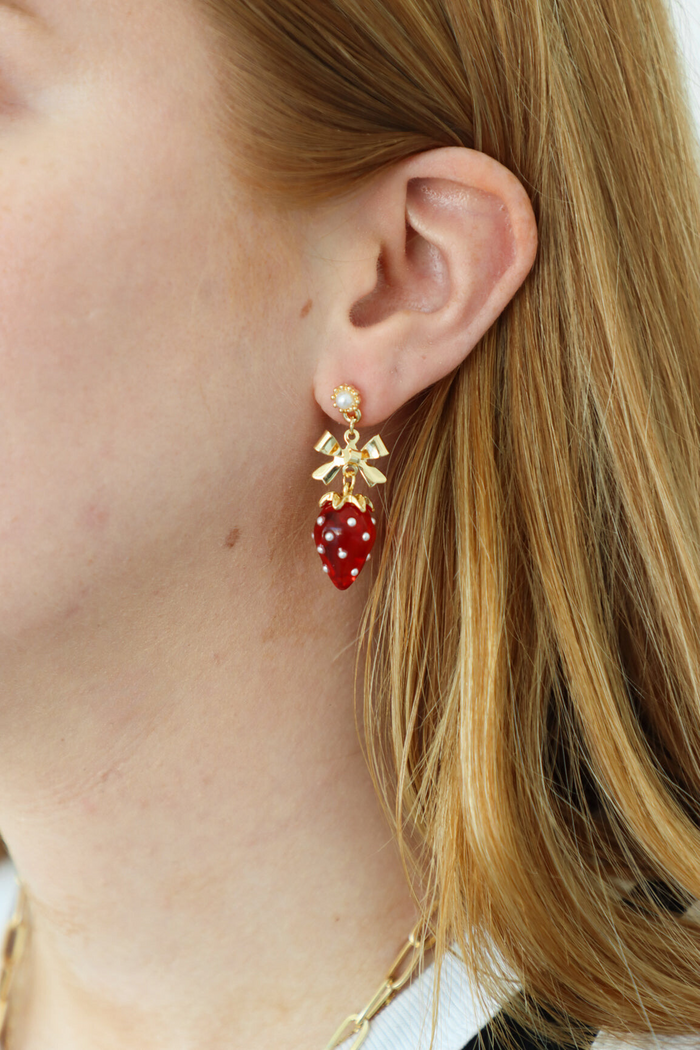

[313,147,537,427]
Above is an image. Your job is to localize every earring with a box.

[311,384,390,590]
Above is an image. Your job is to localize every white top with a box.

[0,859,694,1050]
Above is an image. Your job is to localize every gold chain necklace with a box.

[0,880,27,1048]
[0,883,433,1050]
[324,914,436,1050]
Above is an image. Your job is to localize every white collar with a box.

[337,946,500,1050]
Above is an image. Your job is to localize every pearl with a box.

[323,565,329,573]
[338,548,348,559]
[317,516,325,526]
[317,545,325,554]
[362,532,370,542]
[366,554,371,561]
[347,517,357,527]
[351,569,359,577]
[335,390,355,410]
[371,517,376,525]
[324,531,334,543]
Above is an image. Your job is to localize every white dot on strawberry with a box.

[347,517,357,527]
[338,549,347,559]
[362,532,370,541]
[317,516,325,526]
[324,531,334,543]
[317,545,325,554]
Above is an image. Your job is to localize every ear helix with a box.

[311,385,389,590]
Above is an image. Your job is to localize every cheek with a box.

[0,114,275,636]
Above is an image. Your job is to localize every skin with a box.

[0,0,537,1047]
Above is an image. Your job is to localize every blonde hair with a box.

[199,0,700,1039]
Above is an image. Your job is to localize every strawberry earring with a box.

[312,384,390,590]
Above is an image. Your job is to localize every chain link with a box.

[324,913,436,1050]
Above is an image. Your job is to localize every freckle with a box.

[300,299,313,318]
[81,503,110,531]
[224,527,240,549]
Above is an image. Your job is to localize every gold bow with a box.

[312,431,389,488]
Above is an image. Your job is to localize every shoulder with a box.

[461,1003,700,1050]
[462,1014,700,1050]
[592,1037,700,1050]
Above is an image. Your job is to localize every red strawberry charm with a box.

[313,500,376,590]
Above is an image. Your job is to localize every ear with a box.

[310,147,537,427]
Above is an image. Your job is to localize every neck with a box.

[0,503,419,1050]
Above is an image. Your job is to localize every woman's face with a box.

[0,0,318,642]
